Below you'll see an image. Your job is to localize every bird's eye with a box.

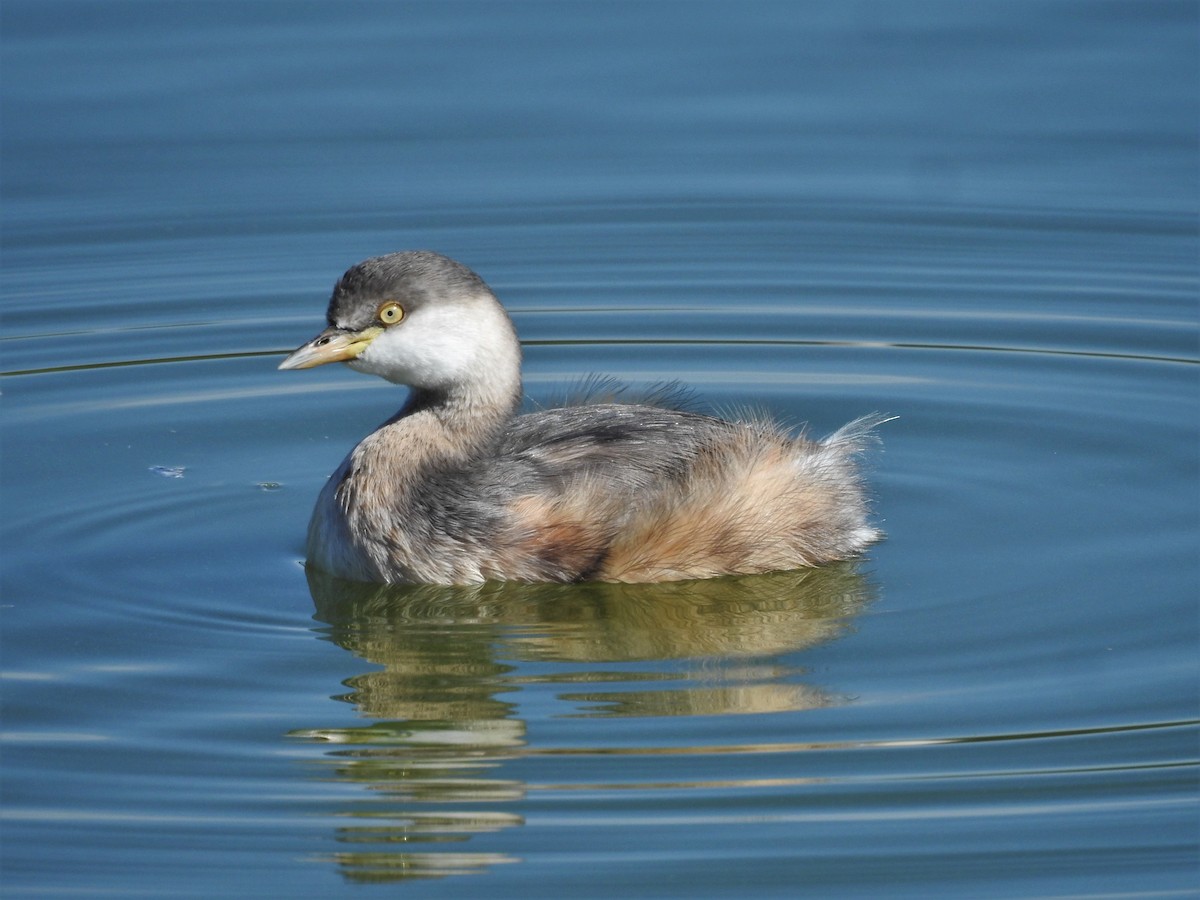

[377,301,404,325]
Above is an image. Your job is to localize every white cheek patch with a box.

[350,300,518,388]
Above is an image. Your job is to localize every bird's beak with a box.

[278,326,383,370]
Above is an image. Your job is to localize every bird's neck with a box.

[388,378,522,462]
[329,370,523,558]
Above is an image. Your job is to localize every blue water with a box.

[2,2,1197,897]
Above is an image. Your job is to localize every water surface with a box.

[2,2,1197,896]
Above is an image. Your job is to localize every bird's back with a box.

[488,405,883,582]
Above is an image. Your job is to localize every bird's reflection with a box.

[292,564,876,882]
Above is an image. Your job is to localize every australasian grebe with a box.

[280,251,886,584]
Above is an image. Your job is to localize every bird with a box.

[279,251,886,585]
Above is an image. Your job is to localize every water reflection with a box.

[294,565,875,883]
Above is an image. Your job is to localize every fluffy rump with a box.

[591,414,888,582]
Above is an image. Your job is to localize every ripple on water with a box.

[2,200,1196,894]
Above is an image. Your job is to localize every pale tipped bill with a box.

[278,326,383,370]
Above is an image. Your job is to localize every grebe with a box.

[280,251,885,584]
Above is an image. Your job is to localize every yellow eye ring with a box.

[377,301,404,325]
